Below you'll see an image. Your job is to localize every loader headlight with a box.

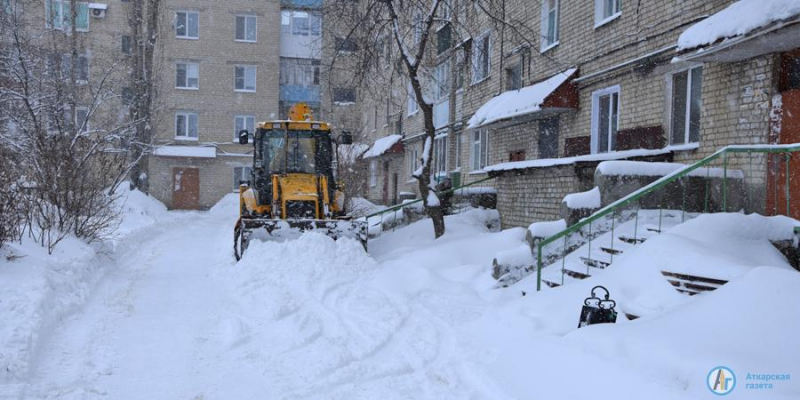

[311,124,321,129]
[273,123,281,129]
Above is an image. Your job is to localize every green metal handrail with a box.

[363,176,495,221]
[535,143,800,291]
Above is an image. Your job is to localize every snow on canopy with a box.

[467,68,577,129]
[153,146,216,158]
[677,0,800,50]
[362,134,402,159]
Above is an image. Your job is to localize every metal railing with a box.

[535,144,800,291]
[363,176,496,238]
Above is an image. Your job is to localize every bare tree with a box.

[322,0,541,238]
[0,0,153,252]
[127,0,162,193]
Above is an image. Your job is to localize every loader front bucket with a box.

[234,218,368,260]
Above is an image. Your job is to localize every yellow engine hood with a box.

[278,173,319,201]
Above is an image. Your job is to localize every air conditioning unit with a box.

[89,3,107,18]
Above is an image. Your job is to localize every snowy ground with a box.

[1,192,799,399]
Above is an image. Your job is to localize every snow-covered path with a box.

[23,206,513,399]
[26,212,239,398]
[15,200,800,399]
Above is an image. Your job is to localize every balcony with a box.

[280,84,321,104]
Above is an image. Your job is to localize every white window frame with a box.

[175,111,198,140]
[470,129,489,171]
[540,0,559,52]
[434,62,450,102]
[233,115,255,142]
[472,31,492,84]
[175,62,199,90]
[46,0,90,32]
[175,11,199,39]
[455,131,463,169]
[594,0,621,28]
[590,85,620,154]
[408,145,420,181]
[234,65,257,92]
[235,15,257,43]
[369,160,378,187]
[433,135,448,177]
[666,65,703,146]
[232,166,253,192]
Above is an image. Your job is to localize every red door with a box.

[382,161,389,204]
[778,89,800,219]
[172,167,200,210]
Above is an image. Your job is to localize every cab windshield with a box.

[261,129,319,174]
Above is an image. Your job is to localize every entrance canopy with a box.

[467,68,578,129]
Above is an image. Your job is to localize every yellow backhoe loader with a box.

[233,103,367,260]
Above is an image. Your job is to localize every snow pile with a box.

[347,197,386,218]
[528,218,566,239]
[484,148,671,173]
[114,189,170,237]
[596,160,744,178]
[467,68,577,129]
[362,134,402,159]
[563,187,601,209]
[209,193,240,216]
[677,0,800,50]
[0,189,172,384]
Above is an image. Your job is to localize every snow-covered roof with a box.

[153,146,217,158]
[362,134,402,159]
[467,68,577,129]
[484,148,671,173]
[677,0,800,51]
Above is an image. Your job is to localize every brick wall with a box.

[495,166,585,229]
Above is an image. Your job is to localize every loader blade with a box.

[234,218,368,260]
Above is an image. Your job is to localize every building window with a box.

[369,160,377,187]
[455,131,463,169]
[121,87,134,106]
[591,86,620,153]
[175,62,199,89]
[471,129,489,171]
[46,0,89,31]
[538,117,559,159]
[282,10,321,37]
[413,11,423,44]
[437,23,452,55]
[75,106,89,133]
[595,0,621,27]
[541,0,559,51]
[472,32,491,83]
[234,115,255,141]
[434,62,450,102]
[408,146,420,178]
[56,53,89,82]
[509,150,525,162]
[121,35,131,55]
[175,112,198,140]
[235,15,257,42]
[669,66,703,146]
[333,88,356,104]
[232,166,252,192]
[280,58,320,86]
[175,11,199,39]
[433,135,448,176]
[335,37,359,53]
[234,65,256,92]
[506,62,521,90]
[407,82,418,115]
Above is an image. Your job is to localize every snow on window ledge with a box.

[175,136,198,141]
[540,41,559,54]
[664,142,700,152]
[594,12,621,29]
[468,170,488,175]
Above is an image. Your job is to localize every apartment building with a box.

[359,0,800,227]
